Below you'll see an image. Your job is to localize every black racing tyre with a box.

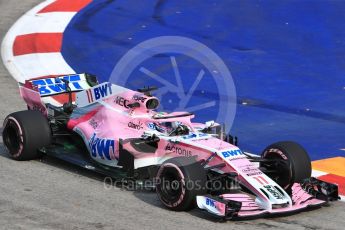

[261,141,311,190]
[156,157,207,211]
[2,110,52,160]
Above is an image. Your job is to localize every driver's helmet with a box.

[155,121,181,135]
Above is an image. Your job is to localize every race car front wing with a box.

[196,177,340,220]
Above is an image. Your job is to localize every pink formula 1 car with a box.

[2,73,339,219]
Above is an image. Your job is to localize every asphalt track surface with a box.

[0,1,344,230]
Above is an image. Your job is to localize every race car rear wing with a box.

[19,73,99,108]
[23,73,98,97]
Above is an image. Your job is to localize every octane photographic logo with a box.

[109,36,237,133]
[103,176,241,191]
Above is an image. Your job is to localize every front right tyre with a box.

[261,141,312,190]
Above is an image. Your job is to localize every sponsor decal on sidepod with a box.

[128,121,143,130]
[89,133,115,160]
[165,144,192,157]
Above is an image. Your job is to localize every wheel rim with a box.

[263,149,292,189]
[157,166,184,206]
[3,120,22,156]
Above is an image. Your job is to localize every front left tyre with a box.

[156,157,207,211]
[2,110,52,160]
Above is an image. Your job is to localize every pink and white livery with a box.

[2,74,339,220]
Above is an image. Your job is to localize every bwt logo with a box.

[94,83,112,100]
[32,75,83,96]
[205,197,216,208]
[89,133,115,160]
[221,149,243,158]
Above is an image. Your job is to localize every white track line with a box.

[311,169,329,178]
[9,12,75,35]
[13,53,75,79]
[1,0,76,83]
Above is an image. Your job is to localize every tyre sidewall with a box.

[262,141,311,189]
[156,157,207,211]
[2,111,51,160]
[3,116,24,158]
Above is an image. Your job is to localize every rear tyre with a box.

[261,141,311,190]
[2,110,52,160]
[156,157,207,211]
